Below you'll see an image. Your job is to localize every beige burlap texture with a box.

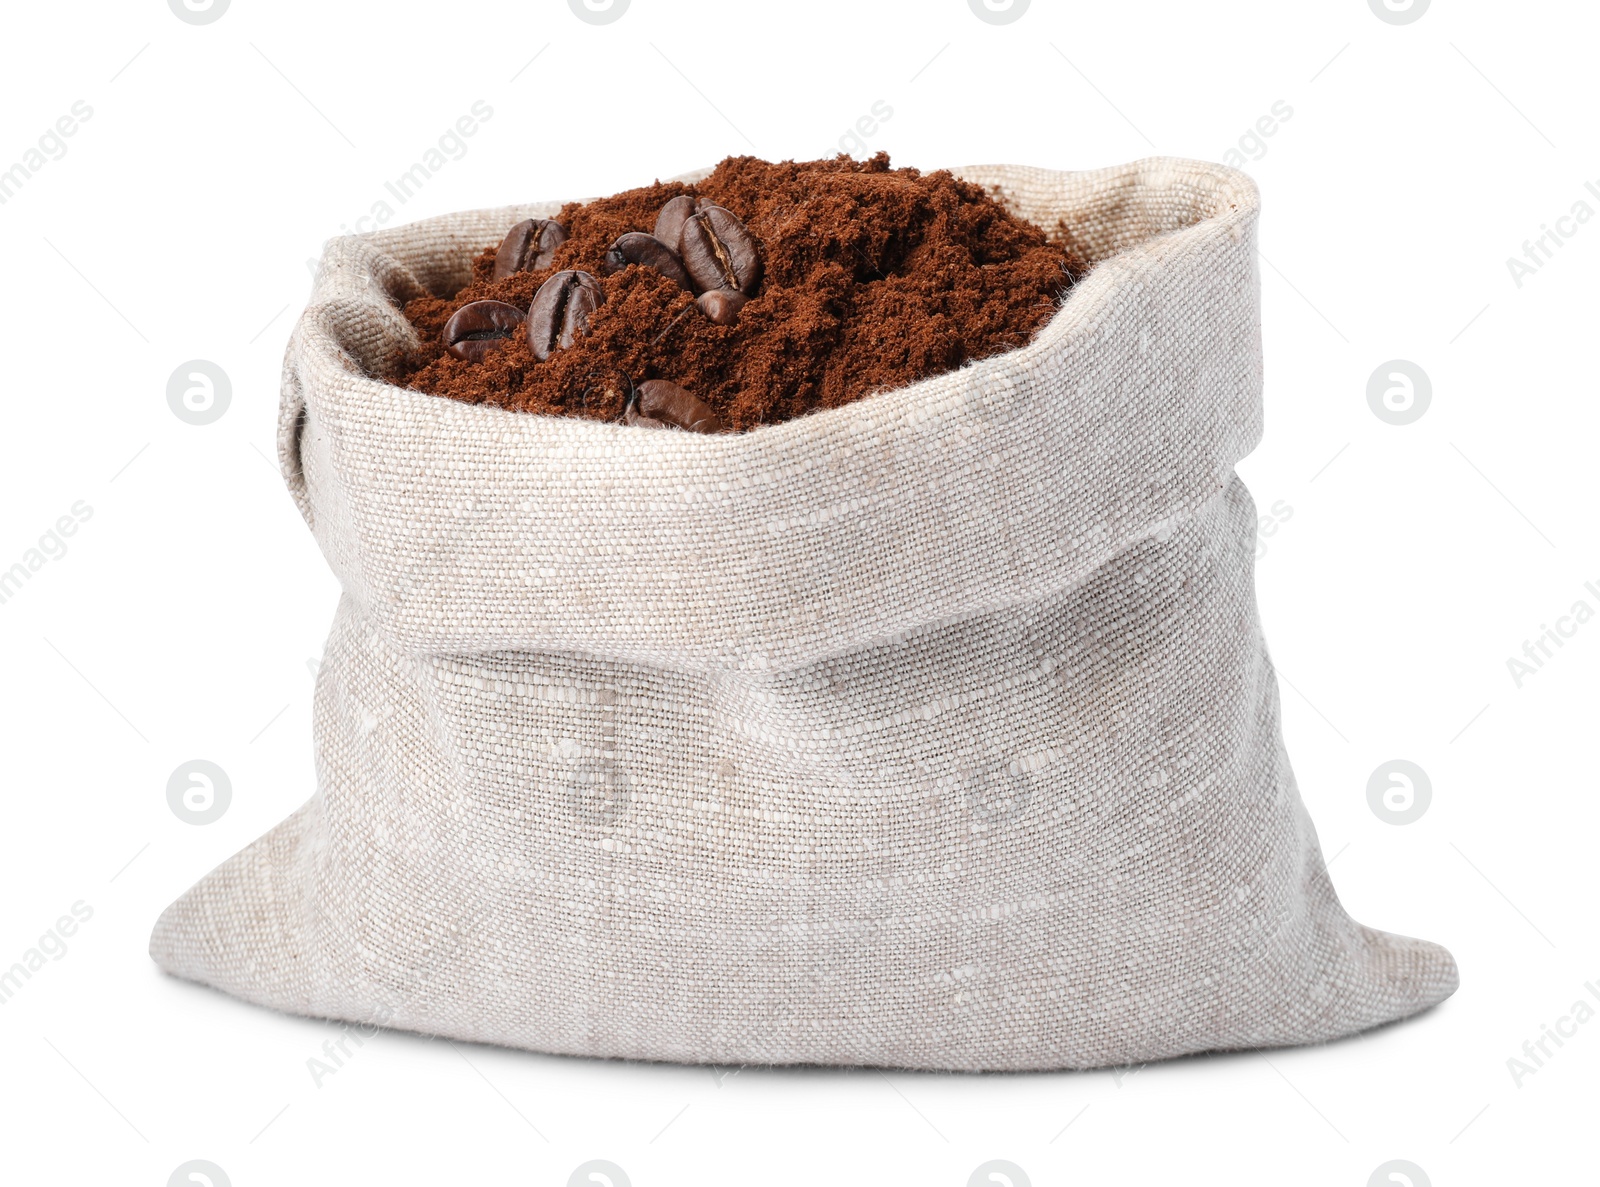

[150,158,1457,1070]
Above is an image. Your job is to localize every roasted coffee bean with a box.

[527,270,605,361]
[602,232,694,291]
[633,379,727,433]
[442,300,526,362]
[493,218,568,279]
[680,204,762,296]
[696,289,747,326]
[652,194,703,254]
[622,406,671,430]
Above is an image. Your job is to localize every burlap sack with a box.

[150,158,1457,1070]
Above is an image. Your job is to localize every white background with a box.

[0,1,1595,1184]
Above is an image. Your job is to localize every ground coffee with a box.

[395,153,1088,431]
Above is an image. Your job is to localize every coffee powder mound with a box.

[395,153,1088,431]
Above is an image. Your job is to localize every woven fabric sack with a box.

[150,158,1457,1071]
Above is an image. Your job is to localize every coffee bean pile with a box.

[439,198,766,434]
[397,155,1088,430]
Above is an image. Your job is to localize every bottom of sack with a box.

[148,797,1457,1073]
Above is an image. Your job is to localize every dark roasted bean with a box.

[441,300,526,362]
[680,204,762,295]
[622,406,671,430]
[652,194,702,255]
[526,270,605,361]
[493,218,568,279]
[696,289,747,326]
[633,379,727,433]
[602,232,694,291]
